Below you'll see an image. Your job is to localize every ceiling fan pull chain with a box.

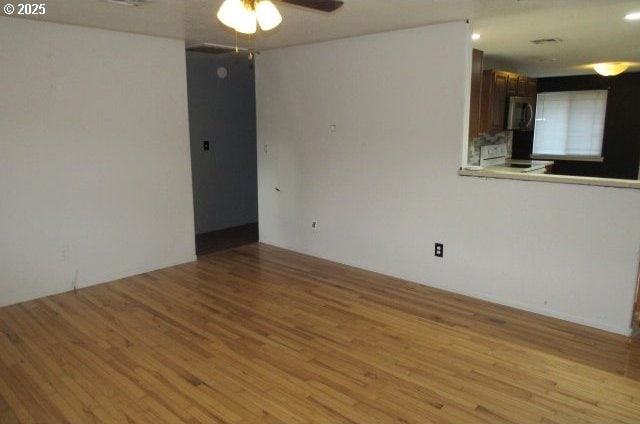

[249,34,255,61]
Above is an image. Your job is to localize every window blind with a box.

[532,90,607,157]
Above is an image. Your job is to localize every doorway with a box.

[185,50,258,255]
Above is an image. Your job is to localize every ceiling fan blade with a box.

[186,43,245,54]
[279,0,344,12]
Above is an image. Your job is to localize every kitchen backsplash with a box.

[468,131,513,166]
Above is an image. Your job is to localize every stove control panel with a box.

[480,143,507,167]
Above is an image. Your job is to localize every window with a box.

[532,90,607,160]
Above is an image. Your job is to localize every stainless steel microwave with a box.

[506,96,534,131]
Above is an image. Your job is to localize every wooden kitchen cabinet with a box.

[508,73,536,97]
[479,70,508,134]
[524,77,537,98]
[468,49,484,140]
[478,70,537,134]
[517,76,528,96]
[507,73,519,96]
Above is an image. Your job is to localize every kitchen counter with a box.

[459,166,640,189]
[484,159,553,174]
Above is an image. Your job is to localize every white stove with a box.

[479,143,507,167]
[478,143,552,173]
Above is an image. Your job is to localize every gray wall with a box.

[186,51,258,234]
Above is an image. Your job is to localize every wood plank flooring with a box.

[1,242,639,423]
[195,223,259,256]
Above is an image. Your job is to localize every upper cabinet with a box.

[507,72,519,96]
[524,77,537,98]
[480,70,509,134]
[468,49,484,140]
[469,56,538,136]
[506,72,536,97]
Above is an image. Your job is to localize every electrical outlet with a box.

[311,220,318,231]
[435,243,443,258]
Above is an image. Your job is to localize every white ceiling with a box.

[7,0,640,77]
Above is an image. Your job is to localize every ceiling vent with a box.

[104,0,152,7]
[530,37,563,45]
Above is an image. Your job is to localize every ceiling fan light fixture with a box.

[235,3,258,34]
[256,0,282,31]
[216,0,281,34]
[217,0,243,29]
[593,62,628,76]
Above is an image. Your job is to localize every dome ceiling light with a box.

[593,62,629,76]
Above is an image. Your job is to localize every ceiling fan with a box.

[217,0,344,35]
[277,0,343,13]
[187,0,342,59]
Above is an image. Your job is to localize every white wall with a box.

[0,17,196,306]
[256,21,640,335]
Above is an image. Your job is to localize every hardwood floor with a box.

[1,243,639,423]
[195,223,259,256]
